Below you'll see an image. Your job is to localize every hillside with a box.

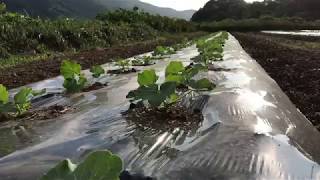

[192,0,320,22]
[1,0,195,20]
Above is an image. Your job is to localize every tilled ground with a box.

[0,32,205,89]
[233,32,320,130]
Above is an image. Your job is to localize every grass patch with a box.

[0,54,53,69]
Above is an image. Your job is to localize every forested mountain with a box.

[1,0,195,20]
[192,0,320,22]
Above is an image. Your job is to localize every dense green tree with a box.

[192,0,320,22]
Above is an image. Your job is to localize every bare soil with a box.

[0,32,205,89]
[125,105,203,132]
[233,32,320,130]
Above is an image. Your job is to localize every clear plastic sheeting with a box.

[0,34,319,180]
[262,30,320,36]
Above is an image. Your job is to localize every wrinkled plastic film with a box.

[0,34,319,180]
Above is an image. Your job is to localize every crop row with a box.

[1,32,229,179]
[0,40,191,119]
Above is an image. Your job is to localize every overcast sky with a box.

[140,0,263,11]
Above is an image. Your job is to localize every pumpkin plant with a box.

[127,61,215,108]
[131,56,154,66]
[152,46,175,57]
[90,65,105,78]
[60,60,87,93]
[0,84,46,117]
[115,59,131,72]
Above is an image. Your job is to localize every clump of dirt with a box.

[233,32,320,131]
[124,104,203,132]
[0,105,72,128]
[20,105,71,122]
[107,68,137,75]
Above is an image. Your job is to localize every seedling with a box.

[115,59,131,72]
[127,61,215,109]
[0,84,46,117]
[165,61,214,90]
[127,69,177,107]
[131,56,154,66]
[152,46,175,56]
[90,65,105,78]
[196,32,229,64]
[60,60,87,93]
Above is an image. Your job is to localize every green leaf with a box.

[189,78,215,90]
[165,61,184,76]
[137,69,158,87]
[40,159,77,180]
[127,84,163,107]
[14,87,33,105]
[165,74,184,84]
[40,151,123,180]
[160,82,176,98]
[14,87,33,115]
[72,151,123,180]
[0,84,9,104]
[63,75,87,93]
[90,65,105,78]
[168,93,179,104]
[61,60,81,79]
[0,103,16,113]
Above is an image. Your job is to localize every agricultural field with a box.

[1,0,320,180]
[234,32,320,130]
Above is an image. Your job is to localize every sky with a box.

[140,0,263,11]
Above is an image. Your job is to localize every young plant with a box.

[127,61,215,109]
[127,69,177,107]
[131,56,154,66]
[115,59,130,72]
[0,84,46,117]
[0,84,15,115]
[60,60,87,93]
[40,151,123,180]
[165,61,215,91]
[90,65,105,78]
[196,32,229,64]
[14,87,34,115]
[152,46,175,56]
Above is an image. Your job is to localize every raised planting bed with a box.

[0,33,319,180]
[233,32,320,131]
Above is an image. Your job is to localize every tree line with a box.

[192,0,320,22]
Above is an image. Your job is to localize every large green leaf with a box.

[137,69,158,87]
[160,82,176,97]
[41,151,123,180]
[127,84,164,107]
[41,159,77,180]
[90,65,105,78]
[72,151,123,180]
[165,61,184,76]
[0,84,9,104]
[165,74,184,84]
[14,87,33,105]
[63,75,87,93]
[61,60,81,79]
[14,87,33,115]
